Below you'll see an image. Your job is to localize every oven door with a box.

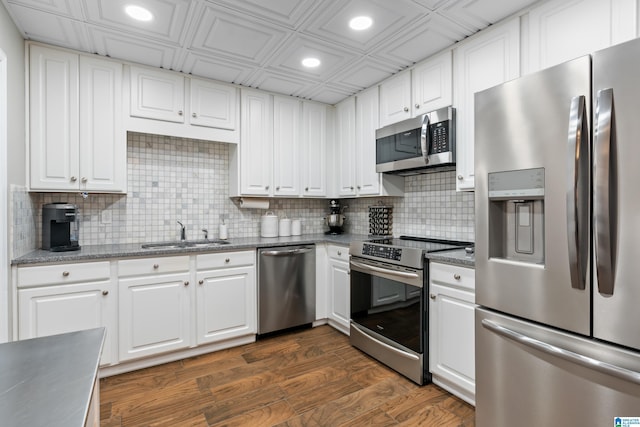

[349,257,424,353]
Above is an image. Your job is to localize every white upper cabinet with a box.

[379,71,412,127]
[29,44,126,193]
[453,18,520,191]
[411,50,453,115]
[273,95,301,197]
[335,97,357,197]
[301,101,328,197]
[526,0,638,74]
[379,50,453,128]
[189,78,237,130]
[237,88,273,196]
[127,65,239,143]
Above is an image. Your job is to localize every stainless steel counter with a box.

[0,328,105,427]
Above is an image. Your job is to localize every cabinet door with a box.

[355,86,381,196]
[429,282,477,405]
[118,272,191,361]
[29,45,79,191]
[129,66,185,123]
[328,257,350,334]
[273,95,301,197]
[190,78,237,130]
[412,49,452,114]
[195,265,256,345]
[335,97,357,197]
[527,0,637,73]
[301,102,327,197]
[18,281,115,365]
[454,18,520,191]
[379,71,411,127]
[79,56,126,192]
[240,89,273,196]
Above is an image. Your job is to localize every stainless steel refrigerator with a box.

[475,37,640,426]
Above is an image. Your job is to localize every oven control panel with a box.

[362,243,402,261]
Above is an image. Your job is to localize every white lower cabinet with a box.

[429,262,476,405]
[16,261,115,366]
[327,245,350,335]
[118,256,191,361]
[195,251,256,345]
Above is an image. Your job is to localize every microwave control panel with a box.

[430,121,451,154]
[362,244,402,261]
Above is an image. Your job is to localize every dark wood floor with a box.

[100,325,475,426]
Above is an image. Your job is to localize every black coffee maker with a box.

[42,203,81,251]
[324,199,347,235]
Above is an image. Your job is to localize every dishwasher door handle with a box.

[261,248,313,256]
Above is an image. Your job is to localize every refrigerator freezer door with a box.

[474,56,591,335]
[476,308,640,427]
[592,38,640,351]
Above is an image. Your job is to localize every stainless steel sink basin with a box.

[141,239,230,249]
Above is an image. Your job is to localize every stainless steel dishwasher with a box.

[257,245,316,335]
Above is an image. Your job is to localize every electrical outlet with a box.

[101,210,112,224]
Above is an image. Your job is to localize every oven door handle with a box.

[350,260,421,281]
[351,323,420,361]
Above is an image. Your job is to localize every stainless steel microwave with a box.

[375,106,455,175]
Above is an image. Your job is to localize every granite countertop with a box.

[426,248,475,267]
[12,233,367,265]
[12,233,474,268]
[0,328,105,427]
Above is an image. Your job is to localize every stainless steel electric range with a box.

[349,236,472,385]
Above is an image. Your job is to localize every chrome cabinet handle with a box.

[305,187,309,191]
[178,110,183,116]
[198,280,204,285]
[70,176,77,182]
[225,258,230,263]
[453,273,461,280]
[430,293,436,300]
[337,251,342,256]
[567,95,589,291]
[62,271,70,277]
[184,281,189,286]
[403,106,409,112]
[276,186,280,191]
[350,186,354,190]
[457,174,463,180]
[192,112,197,118]
[265,185,269,190]
[415,104,420,109]
[153,264,159,269]
[81,177,87,183]
[594,88,616,295]
[102,290,109,296]
[482,319,640,385]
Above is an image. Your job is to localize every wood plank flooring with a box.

[100,325,475,426]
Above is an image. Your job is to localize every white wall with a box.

[0,1,25,342]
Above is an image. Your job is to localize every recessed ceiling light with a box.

[125,5,153,22]
[349,16,373,30]
[302,57,321,68]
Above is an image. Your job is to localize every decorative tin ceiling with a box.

[2,0,540,104]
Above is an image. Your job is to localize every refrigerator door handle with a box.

[420,113,431,163]
[594,88,615,295]
[481,319,640,385]
[566,95,589,290]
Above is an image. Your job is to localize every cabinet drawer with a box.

[18,261,110,288]
[327,245,349,262]
[197,250,255,270]
[118,256,189,277]
[430,262,474,291]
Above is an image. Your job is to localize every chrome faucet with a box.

[202,228,208,240]
[177,221,186,241]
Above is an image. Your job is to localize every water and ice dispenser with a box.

[488,168,545,264]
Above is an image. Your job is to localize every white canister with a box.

[219,223,228,240]
[279,218,292,237]
[260,211,278,237]
[291,219,302,236]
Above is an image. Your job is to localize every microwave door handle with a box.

[566,95,589,290]
[594,88,616,295]
[420,114,431,163]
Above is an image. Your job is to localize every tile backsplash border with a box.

[12,132,474,256]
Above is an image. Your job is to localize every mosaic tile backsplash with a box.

[12,132,474,257]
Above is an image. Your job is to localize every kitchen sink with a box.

[141,239,230,249]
